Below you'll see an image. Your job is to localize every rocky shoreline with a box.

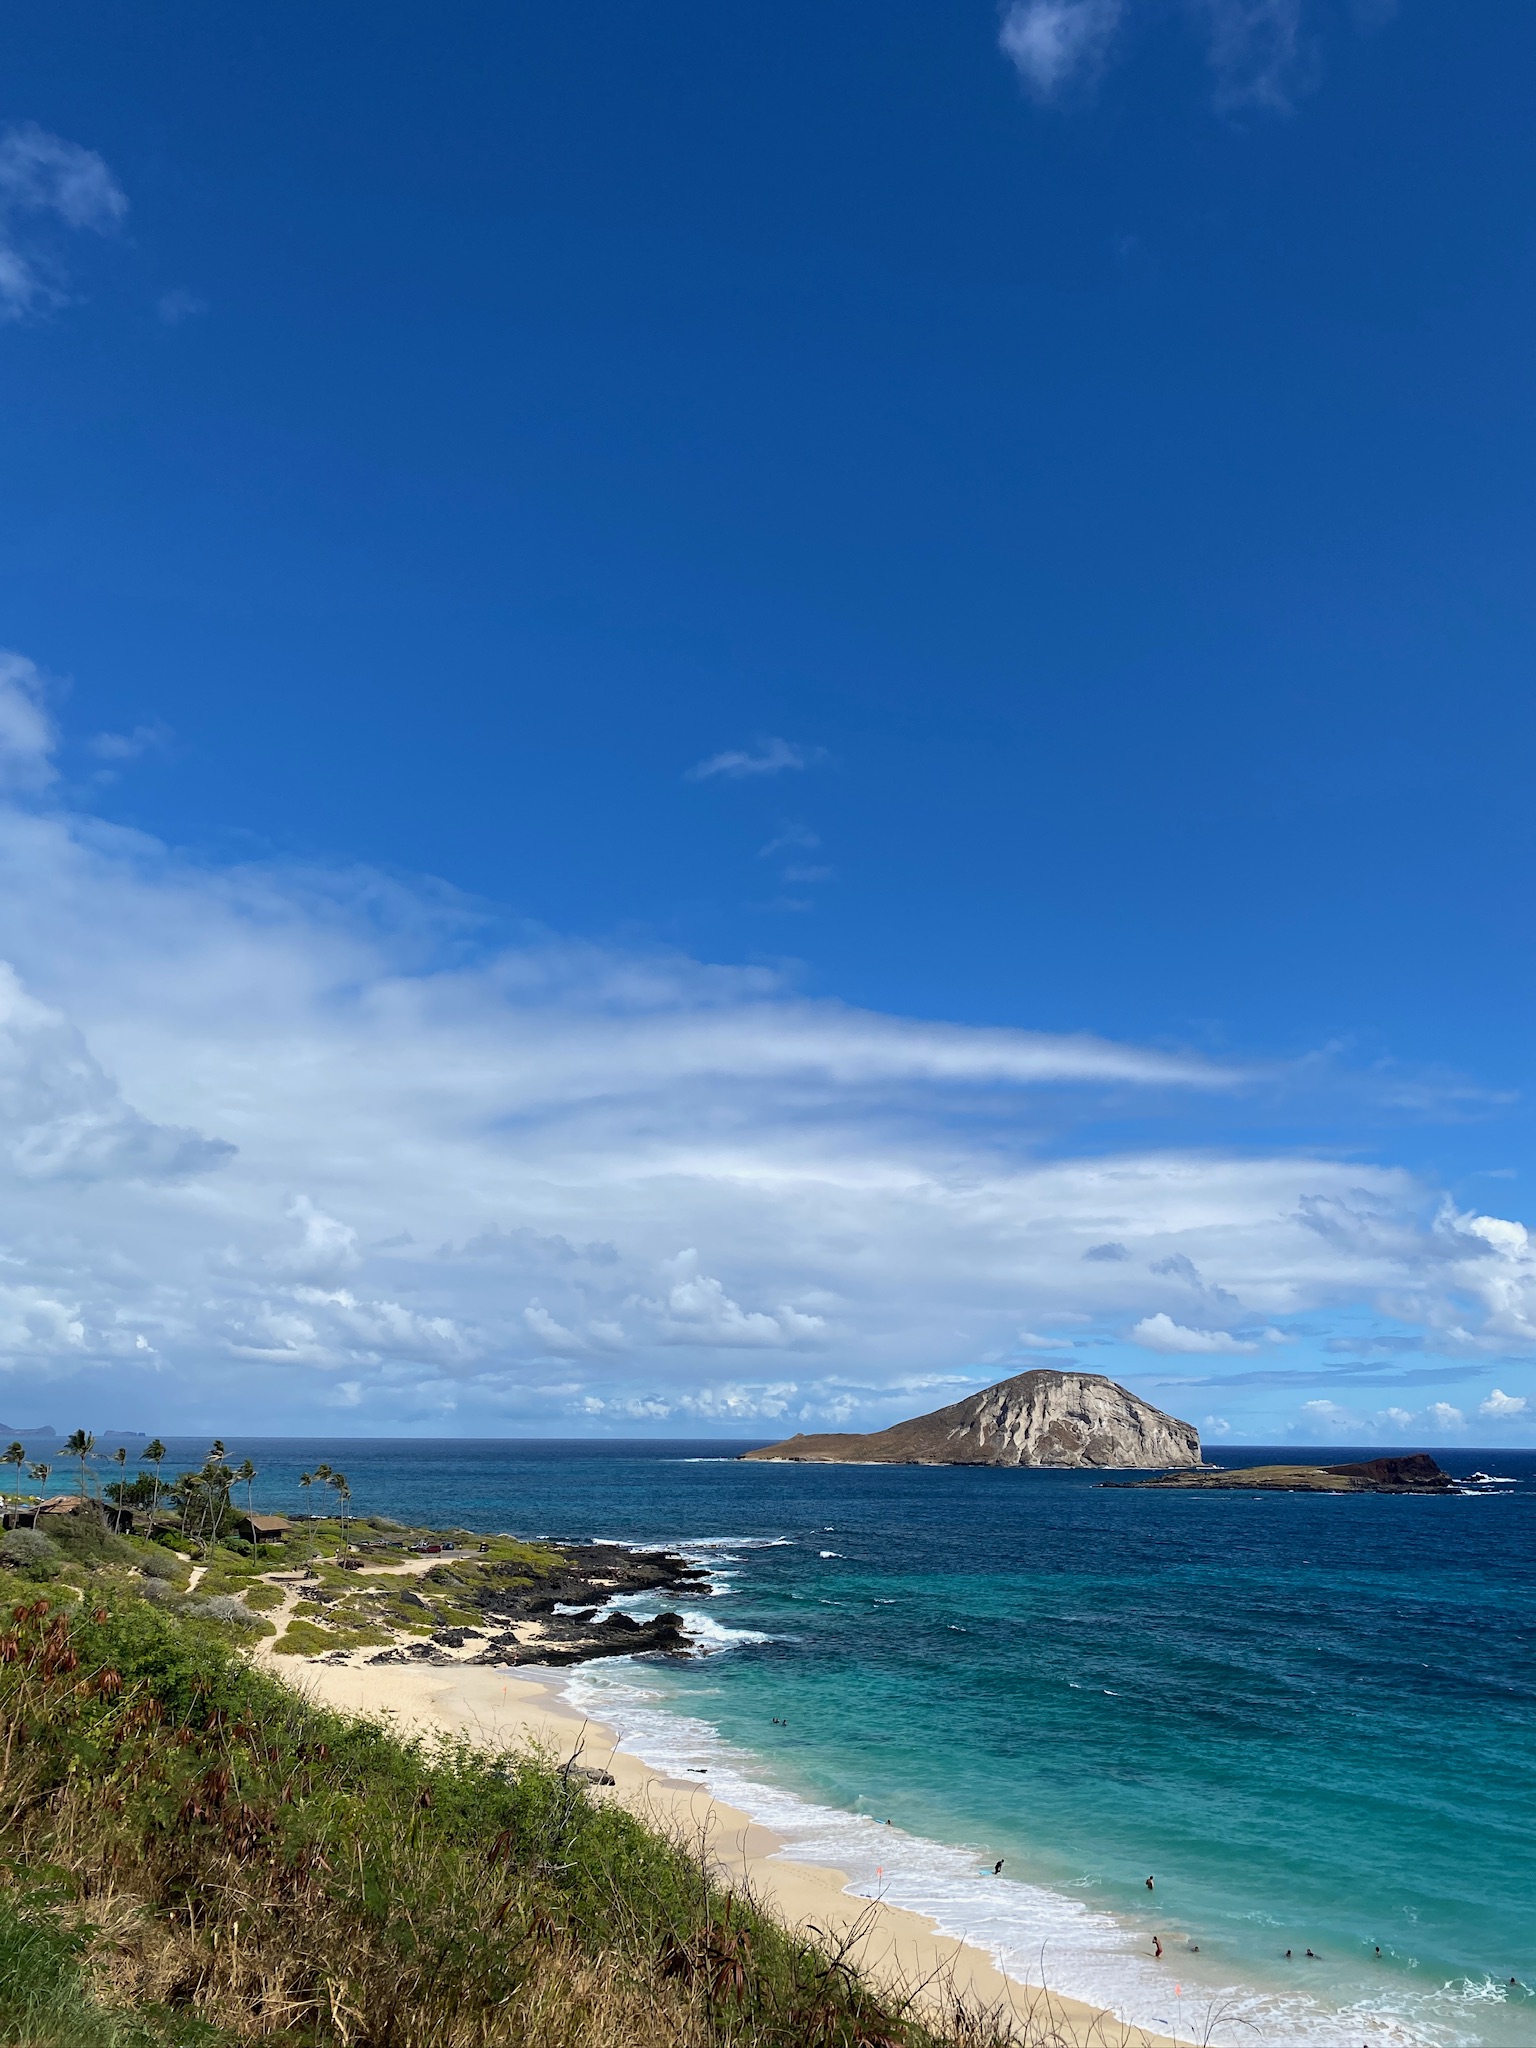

[362,1541,710,1669]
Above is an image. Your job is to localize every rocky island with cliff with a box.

[743,1367,1202,1469]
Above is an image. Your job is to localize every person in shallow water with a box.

[1152,1937,1163,1959]
[993,1859,1004,1874]
[1145,1876,1155,1890]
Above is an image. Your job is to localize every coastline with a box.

[264,1645,1177,2048]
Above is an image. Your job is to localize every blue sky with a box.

[0,1,1533,1443]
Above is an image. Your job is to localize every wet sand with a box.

[267,1648,1177,2048]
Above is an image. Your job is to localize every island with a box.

[1120,1452,1457,1494]
[742,1368,1201,1469]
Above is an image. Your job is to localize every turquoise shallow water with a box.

[143,1438,1536,2048]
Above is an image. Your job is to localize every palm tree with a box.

[299,1462,333,1520]
[236,1458,258,1526]
[2,1441,24,1504]
[64,1429,97,1503]
[329,1471,352,1546]
[141,1439,167,1531]
[28,1461,51,1497]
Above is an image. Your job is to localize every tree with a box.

[298,1462,333,1519]
[175,1443,237,1559]
[64,1429,97,1503]
[236,1458,257,1518]
[1,1442,24,1503]
[141,1439,167,1529]
[329,1471,352,1546]
[28,1461,51,1493]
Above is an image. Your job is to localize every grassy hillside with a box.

[0,1522,1037,2048]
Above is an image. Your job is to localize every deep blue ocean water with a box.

[117,1438,1535,2048]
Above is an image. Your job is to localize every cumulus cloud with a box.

[641,1250,826,1348]
[0,123,126,320]
[686,737,819,782]
[1129,1313,1258,1355]
[1479,1388,1528,1419]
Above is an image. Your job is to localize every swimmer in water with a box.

[993,1859,1004,1875]
[1145,1876,1155,1891]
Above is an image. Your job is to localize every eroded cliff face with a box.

[742,1370,1201,1469]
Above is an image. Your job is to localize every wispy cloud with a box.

[999,1,1123,100]
[1194,0,1308,112]
[999,0,1362,115]
[88,722,172,765]
[0,654,58,790]
[156,289,206,327]
[0,643,1531,1435]
[0,123,126,321]
[686,737,821,782]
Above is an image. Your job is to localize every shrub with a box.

[187,1593,267,1630]
[0,1527,61,1578]
[41,1509,135,1567]
[136,1545,184,1581]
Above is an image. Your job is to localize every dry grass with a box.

[0,1596,1160,2048]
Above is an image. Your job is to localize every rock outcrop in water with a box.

[1126,1452,1456,1494]
[741,1369,1201,1470]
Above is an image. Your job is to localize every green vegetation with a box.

[0,1588,1017,2048]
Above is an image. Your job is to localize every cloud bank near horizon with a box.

[0,649,1531,1440]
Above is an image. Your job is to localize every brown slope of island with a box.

[1123,1452,1456,1493]
[742,1368,1201,1469]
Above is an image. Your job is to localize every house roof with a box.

[238,1513,293,1535]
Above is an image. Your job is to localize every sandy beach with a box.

[262,1643,1178,2048]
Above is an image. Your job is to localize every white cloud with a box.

[0,124,126,321]
[0,959,231,1182]
[523,1300,586,1356]
[88,723,171,764]
[641,1249,826,1348]
[1194,0,1306,112]
[1202,1414,1232,1436]
[1298,1397,1356,1433]
[0,653,58,789]
[1129,1312,1258,1355]
[999,1,1123,97]
[686,737,818,782]
[1000,0,1333,115]
[677,1381,798,1422]
[156,289,206,326]
[1480,1388,1528,1419]
[0,656,1527,1431]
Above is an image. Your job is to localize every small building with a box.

[234,1513,293,1544]
[5,1495,138,1534]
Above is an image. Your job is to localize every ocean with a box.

[116,1437,1536,2048]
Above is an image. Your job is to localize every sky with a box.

[0,1,1534,1444]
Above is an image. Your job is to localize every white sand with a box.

[263,1646,1179,2048]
